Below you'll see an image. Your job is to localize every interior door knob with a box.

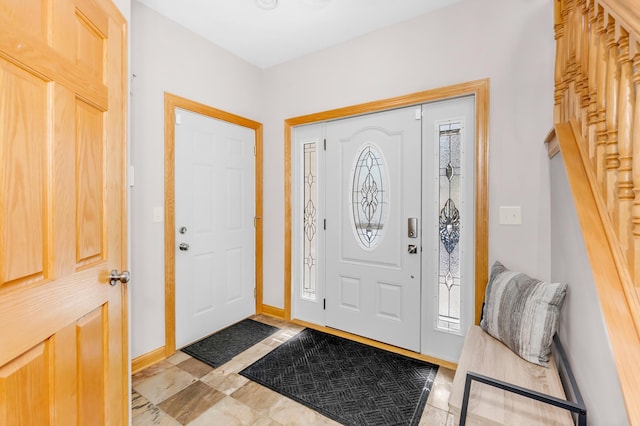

[179,243,190,251]
[109,269,130,286]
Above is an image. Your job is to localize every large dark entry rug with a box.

[240,328,438,426]
[182,319,278,368]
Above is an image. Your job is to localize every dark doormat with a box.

[239,328,438,426]
[181,318,278,368]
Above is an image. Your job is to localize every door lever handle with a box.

[179,243,190,251]
[408,245,418,254]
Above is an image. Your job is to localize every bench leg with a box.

[459,374,474,426]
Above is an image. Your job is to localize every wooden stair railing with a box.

[554,0,640,422]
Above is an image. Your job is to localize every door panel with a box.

[0,0,127,423]
[325,107,422,352]
[175,109,256,348]
[0,59,48,285]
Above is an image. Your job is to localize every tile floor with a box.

[132,315,456,425]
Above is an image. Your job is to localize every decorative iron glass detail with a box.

[302,143,317,299]
[351,144,388,249]
[437,122,462,332]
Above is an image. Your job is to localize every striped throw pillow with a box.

[480,261,568,366]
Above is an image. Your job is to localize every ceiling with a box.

[136,0,463,69]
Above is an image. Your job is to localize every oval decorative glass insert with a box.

[351,143,388,249]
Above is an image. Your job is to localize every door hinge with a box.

[254,288,256,298]
[323,298,326,310]
[254,216,261,228]
[323,138,326,151]
[254,144,257,156]
[323,219,326,230]
[415,108,422,120]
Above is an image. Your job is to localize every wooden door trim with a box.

[284,79,490,326]
[163,93,263,355]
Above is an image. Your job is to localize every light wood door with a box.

[0,0,128,424]
[174,108,256,348]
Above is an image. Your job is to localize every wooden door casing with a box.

[0,0,127,424]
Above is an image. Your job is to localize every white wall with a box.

[130,1,263,358]
[112,0,130,21]
[261,0,555,306]
[130,0,555,357]
[550,154,628,425]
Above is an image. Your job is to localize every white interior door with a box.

[174,108,256,348]
[325,107,422,352]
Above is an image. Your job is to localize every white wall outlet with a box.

[152,206,163,223]
[499,206,522,225]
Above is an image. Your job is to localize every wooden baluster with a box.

[572,0,584,124]
[554,0,566,123]
[595,9,608,186]
[563,0,576,120]
[631,47,640,283]
[578,0,590,139]
[568,0,579,121]
[604,19,620,219]
[564,0,574,121]
[616,30,634,257]
[587,0,598,163]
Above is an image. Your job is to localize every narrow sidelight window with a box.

[438,122,462,332]
[302,142,317,299]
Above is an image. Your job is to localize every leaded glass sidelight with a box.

[438,122,462,332]
[302,143,317,299]
[351,144,388,250]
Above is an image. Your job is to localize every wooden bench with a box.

[449,326,587,425]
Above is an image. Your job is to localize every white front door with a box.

[325,107,422,352]
[174,108,256,348]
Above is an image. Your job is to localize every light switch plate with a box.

[499,206,521,225]
[152,206,163,223]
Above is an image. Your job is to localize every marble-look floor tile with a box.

[134,364,198,404]
[231,381,287,415]
[435,366,456,384]
[158,380,225,424]
[233,342,274,365]
[177,357,214,378]
[267,397,340,426]
[419,404,454,426]
[262,329,301,348]
[251,416,283,426]
[217,358,248,374]
[188,395,260,426]
[131,389,181,426]
[132,360,174,388]
[250,314,287,328]
[200,368,249,395]
[427,378,452,412]
[166,350,191,365]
